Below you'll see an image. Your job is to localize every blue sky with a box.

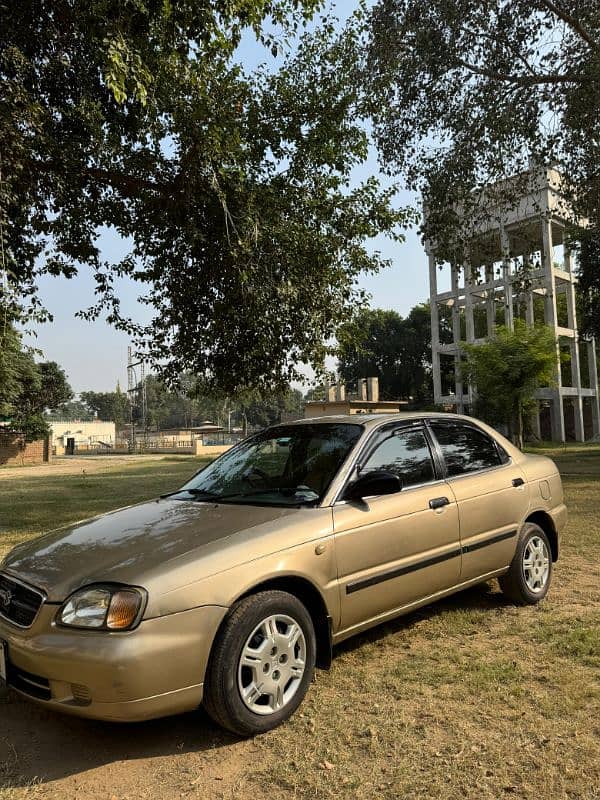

[26,1,430,394]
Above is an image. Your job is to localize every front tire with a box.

[499,523,552,605]
[203,590,316,736]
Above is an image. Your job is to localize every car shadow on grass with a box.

[333,581,515,657]
[0,693,238,789]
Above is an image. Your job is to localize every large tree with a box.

[0,323,73,438]
[80,387,130,426]
[362,0,600,330]
[1,1,409,393]
[337,303,451,402]
[234,386,305,428]
[35,362,73,411]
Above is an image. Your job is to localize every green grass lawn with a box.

[0,447,599,800]
[526,440,600,479]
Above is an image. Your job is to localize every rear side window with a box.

[430,423,502,477]
[360,427,435,487]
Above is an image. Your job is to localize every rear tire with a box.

[499,522,552,605]
[203,590,316,736]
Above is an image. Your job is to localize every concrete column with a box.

[454,353,464,414]
[464,260,475,343]
[572,396,585,441]
[432,343,442,404]
[523,254,535,326]
[366,377,379,403]
[541,218,558,328]
[564,257,577,330]
[566,269,584,441]
[562,244,585,436]
[485,264,495,336]
[549,397,565,442]
[588,339,600,438]
[449,263,464,412]
[541,217,565,442]
[450,261,461,335]
[525,294,535,326]
[428,254,442,403]
[500,227,514,330]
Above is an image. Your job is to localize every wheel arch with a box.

[214,575,333,670]
[524,510,559,561]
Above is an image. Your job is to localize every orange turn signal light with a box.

[106,590,142,630]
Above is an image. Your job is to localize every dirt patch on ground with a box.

[0,455,187,481]
[0,694,257,800]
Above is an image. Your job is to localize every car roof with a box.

[280,412,476,431]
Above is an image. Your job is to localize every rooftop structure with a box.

[427,166,599,442]
[304,377,409,418]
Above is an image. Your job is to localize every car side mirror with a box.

[343,470,402,502]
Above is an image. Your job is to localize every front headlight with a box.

[58,585,146,631]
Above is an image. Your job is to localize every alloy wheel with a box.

[237,614,306,715]
[522,535,550,593]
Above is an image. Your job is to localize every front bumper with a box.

[0,604,227,722]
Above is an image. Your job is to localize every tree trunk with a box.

[514,402,524,450]
[509,403,524,450]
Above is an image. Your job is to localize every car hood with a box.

[1,498,299,602]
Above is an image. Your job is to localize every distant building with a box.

[157,422,223,441]
[304,377,408,418]
[50,420,116,455]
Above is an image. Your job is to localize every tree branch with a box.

[537,0,598,49]
[457,24,538,76]
[456,58,576,85]
[86,167,161,196]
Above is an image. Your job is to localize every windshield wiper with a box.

[160,487,221,500]
[166,486,319,505]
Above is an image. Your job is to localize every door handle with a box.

[429,496,450,510]
[512,477,525,487]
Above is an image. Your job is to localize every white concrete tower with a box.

[426,166,600,442]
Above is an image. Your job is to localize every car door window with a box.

[360,427,435,488]
[430,423,501,477]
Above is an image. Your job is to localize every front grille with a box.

[0,573,44,628]
[9,665,51,701]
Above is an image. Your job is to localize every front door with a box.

[333,423,462,634]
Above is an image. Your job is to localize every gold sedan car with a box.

[0,414,566,735]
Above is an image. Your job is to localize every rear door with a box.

[427,420,529,582]
[333,422,462,634]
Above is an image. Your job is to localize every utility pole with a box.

[127,347,147,453]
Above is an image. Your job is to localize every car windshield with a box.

[173,423,363,507]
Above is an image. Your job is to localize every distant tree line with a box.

[1,300,447,444]
[49,375,305,433]
[1,320,307,439]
